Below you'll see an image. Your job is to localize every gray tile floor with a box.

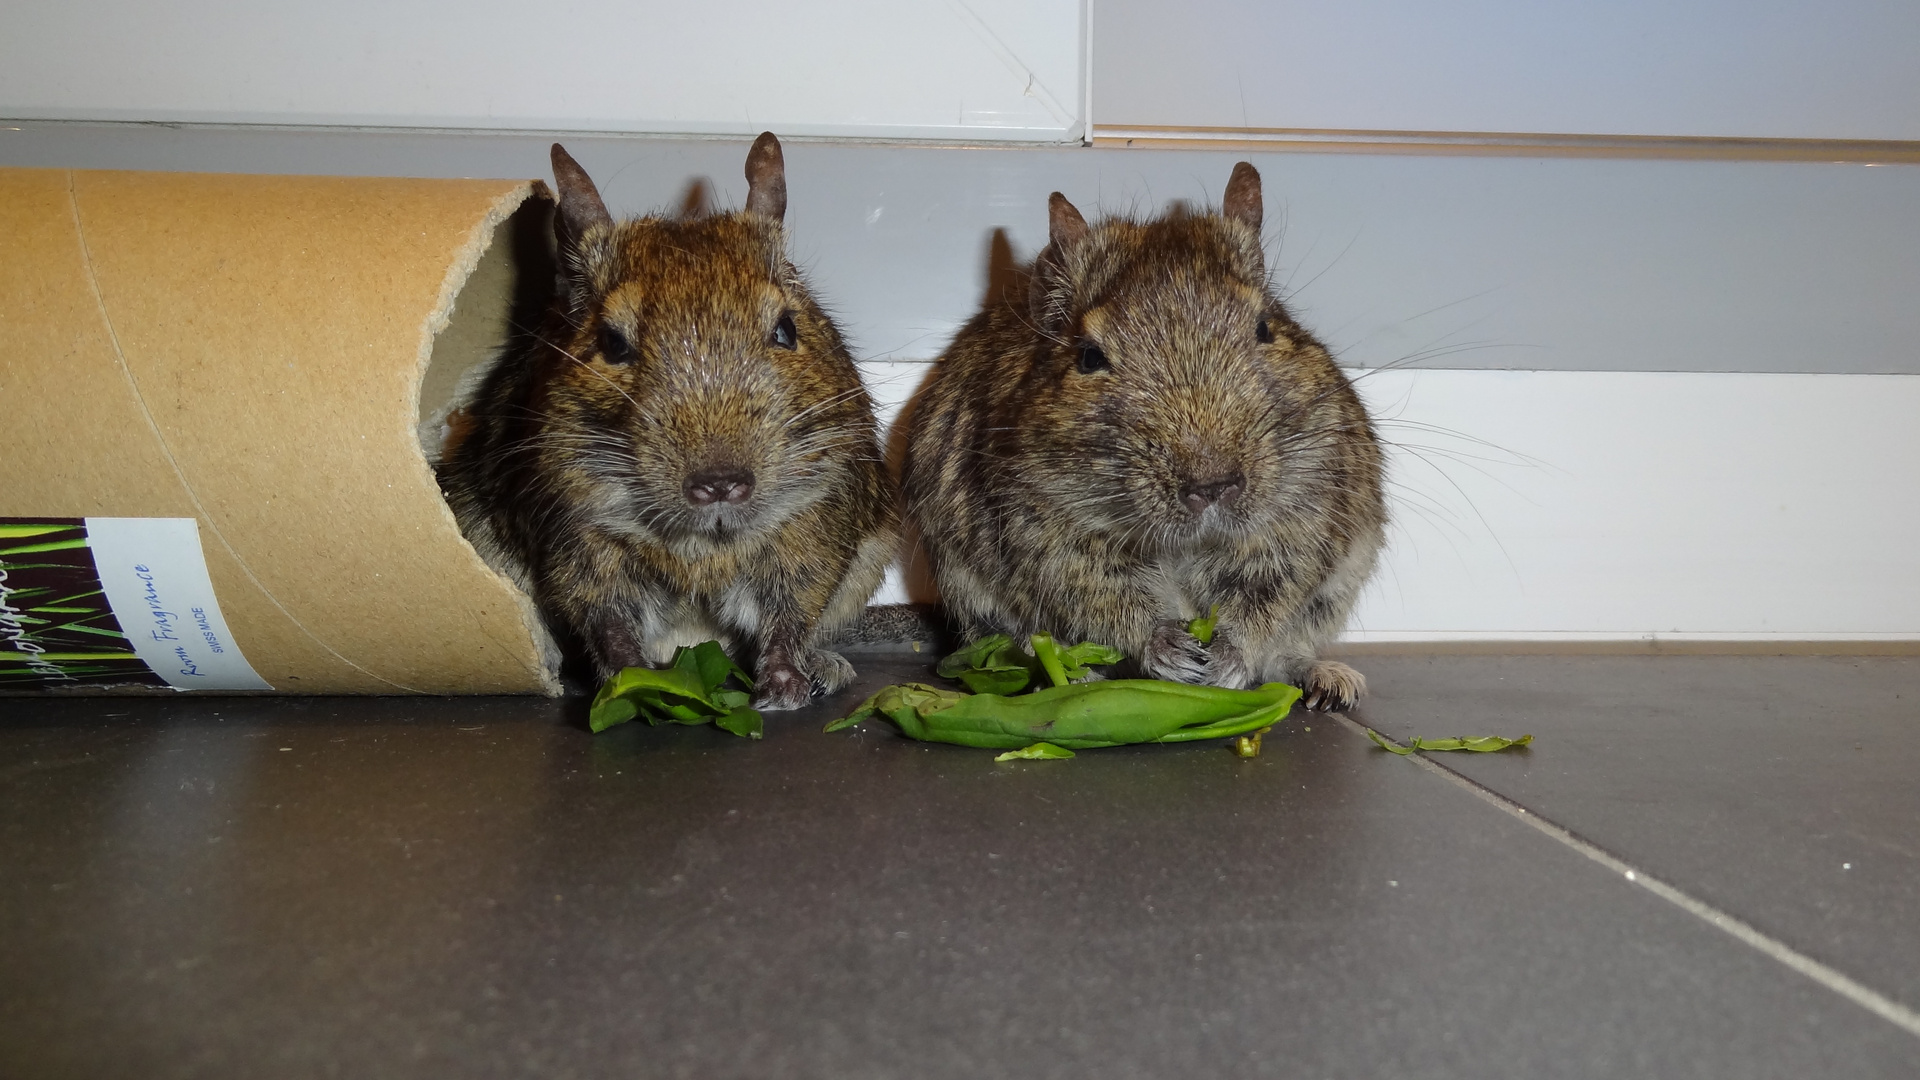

[3,652,1917,1078]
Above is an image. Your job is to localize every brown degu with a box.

[439,134,898,709]
[904,162,1385,710]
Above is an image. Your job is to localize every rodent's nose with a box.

[1179,472,1246,515]
[684,468,756,506]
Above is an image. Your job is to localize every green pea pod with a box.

[1029,633,1071,688]
[827,679,1301,750]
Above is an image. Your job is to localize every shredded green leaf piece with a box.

[1188,604,1221,645]
[935,633,1123,695]
[828,679,1300,750]
[1366,728,1532,754]
[590,640,763,738]
[995,741,1076,761]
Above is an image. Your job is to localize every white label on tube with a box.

[85,517,272,691]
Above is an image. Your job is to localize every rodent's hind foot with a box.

[1142,620,1210,684]
[1300,660,1366,711]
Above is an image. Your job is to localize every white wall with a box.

[1094,0,1920,140]
[1347,369,1920,640]
[0,0,1086,142]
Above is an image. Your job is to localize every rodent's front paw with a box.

[1204,637,1252,689]
[1142,621,1210,684]
[753,660,813,712]
[1300,660,1366,711]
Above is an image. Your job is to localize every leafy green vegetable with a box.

[995,741,1076,761]
[590,640,763,738]
[1365,728,1533,755]
[934,633,1123,695]
[827,679,1301,750]
[1188,605,1221,646]
[935,634,1035,694]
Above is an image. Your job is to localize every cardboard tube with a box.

[2,167,561,694]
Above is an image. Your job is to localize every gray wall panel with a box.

[3,122,1916,374]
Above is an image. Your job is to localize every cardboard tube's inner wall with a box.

[419,198,557,463]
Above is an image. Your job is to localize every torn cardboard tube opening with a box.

[4,167,565,694]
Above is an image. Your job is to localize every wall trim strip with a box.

[1093,125,1920,163]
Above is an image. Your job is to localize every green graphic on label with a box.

[0,520,164,688]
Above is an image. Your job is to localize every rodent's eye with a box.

[1255,318,1274,344]
[597,324,638,366]
[771,311,798,351]
[1076,342,1111,375]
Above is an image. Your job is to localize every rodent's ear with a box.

[1029,194,1088,332]
[744,132,787,223]
[1223,162,1262,233]
[1047,192,1089,251]
[550,143,613,249]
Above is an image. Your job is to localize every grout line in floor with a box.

[1333,713,1920,1041]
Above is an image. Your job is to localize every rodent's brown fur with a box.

[439,135,898,708]
[903,164,1385,709]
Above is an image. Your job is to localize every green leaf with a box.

[1365,728,1416,755]
[589,696,639,733]
[588,642,761,738]
[1367,729,1534,754]
[1058,641,1124,676]
[995,741,1075,761]
[672,639,752,694]
[714,707,764,740]
[937,634,1015,678]
[1411,734,1533,753]
[1188,604,1220,645]
[938,633,1120,696]
[957,667,1032,695]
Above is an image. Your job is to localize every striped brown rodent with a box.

[903,163,1385,710]
[439,134,898,709]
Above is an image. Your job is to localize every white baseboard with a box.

[869,367,1920,640]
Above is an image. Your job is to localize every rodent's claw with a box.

[1299,660,1366,712]
[1142,621,1210,685]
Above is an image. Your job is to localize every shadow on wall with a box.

[886,227,1028,605]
